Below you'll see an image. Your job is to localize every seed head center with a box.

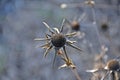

[71,21,80,31]
[101,23,108,31]
[51,33,66,47]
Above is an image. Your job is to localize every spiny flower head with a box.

[101,58,120,80]
[71,21,80,31]
[105,59,120,71]
[63,13,86,39]
[65,13,86,32]
[35,19,82,65]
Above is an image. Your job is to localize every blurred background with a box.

[0,0,120,80]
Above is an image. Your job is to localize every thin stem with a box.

[91,7,96,24]
[43,22,54,34]
[60,18,65,32]
[40,42,50,48]
[94,25,103,50]
[90,5,103,51]
[101,71,109,80]
[43,45,53,57]
[34,38,51,41]
[63,46,69,61]
[65,32,77,37]
[78,13,86,22]
[115,72,120,80]
[66,42,82,51]
[110,72,115,80]
[52,50,57,68]
[71,68,81,80]
[92,17,103,53]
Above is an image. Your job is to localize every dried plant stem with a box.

[115,72,120,80]
[89,6,103,53]
[91,7,96,24]
[83,2,104,54]
[101,71,109,80]
[71,68,81,80]
[63,46,69,60]
[110,72,115,80]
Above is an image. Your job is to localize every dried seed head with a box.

[85,0,95,6]
[71,21,80,31]
[51,33,66,47]
[101,23,109,32]
[105,60,120,71]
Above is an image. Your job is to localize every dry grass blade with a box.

[43,22,54,33]
[44,45,53,57]
[78,13,86,22]
[65,18,71,25]
[67,40,76,44]
[45,34,51,43]
[66,42,82,51]
[58,64,67,69]
[86,69,99,73]
[34,38,51,41]
[41,42,51,49]
[52,49,57,68]
[60,18,65,32]
[65,32,77,37]
[91,7,96,24]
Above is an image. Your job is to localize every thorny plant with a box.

[33,1,120,80]
[102,57,120,80]
[86,53,120,80]
[60,0,106,50]
[86,45,108,80]
[64,13,86,39]
[34,19,82,66]
[60,0,119,49]
[57,49,82,80]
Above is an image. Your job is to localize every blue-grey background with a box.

[0,0,120,80]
